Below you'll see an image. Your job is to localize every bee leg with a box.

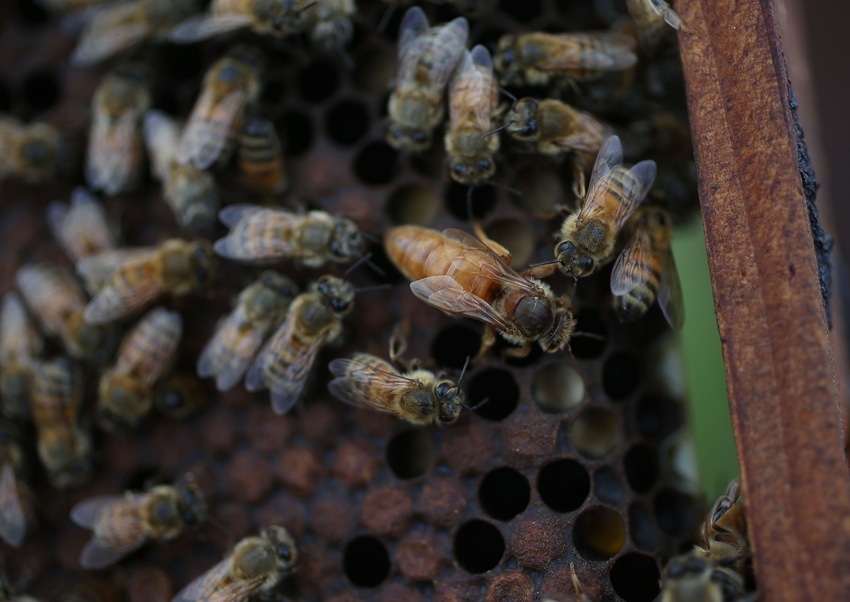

[389,317,410,362]
[472,220,512,265]
[571,161,587,200]
[503,342,532,358]
[522,262,558,279]
[474,327,498,363]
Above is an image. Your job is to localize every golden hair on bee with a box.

[237,117,287,197]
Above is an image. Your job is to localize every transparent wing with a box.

[268,334,324,416]
[87,109,140,195]
[411,275,513,332]
[143,110,181,181]
[213,210,298,260]
[426,17,469,90]
[197,304,267,391]
[538,32,637,71]
[169,13,252,43]
[178,88,246,170]
[442,229,538,293]
[114,308,183,386]
[73,494,147,569]
[83,251,163,325]
[398,6,429,61]
[658,248,684,331]
[610,223,652,296]
[71,4,150,65]
[578,135,623,221]
[76,247,149,293]
[70,495,125,528]
[0,464,26,548]
[218,204,266,228]
[449,47,492,131]
[172,557,265,602]
[612,160,657,230]
[327,357,414,411]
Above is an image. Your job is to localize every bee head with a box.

[177,478,208,527]
[190,241,216,287]
[542,305,576,353]
[450,157,495,186]
[271,0,310,35]
[494,36,518,83]
[313,18,354,53]
[329,219,366,262]
[435,381,463,424]
[263,525,299,573]
[386,126,431,153]
[42,439,92,489]
[98,374,151,431]
[507,98,539,141]
[555,240,595,278]
[259,271,299,301]
[315,275,355,316]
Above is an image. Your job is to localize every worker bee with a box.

[153,373,210,420]
[97,307,183,431]
[31,357,92,489]
[246,276,355,415]
[626,0,687,55]
[172,525,297,602]
[71,0,200,65]
[386,7,469,153]
[213,205,367,268]
[70,475,208,569]
[237,117,288,197]
[328,352,466,425]
[493,31,638,87]
[169,0,315,43]
[385,225,575,359]
[177,45,264,170]
[0,421,31,548]
[660,553,746,602]
[16,264,115,363]
[0,116,67,184]
[610,206,683,329]
[143,110,219,231]
[198,271,298,392]
[47,187,116,264]
[80,239,216,325]
[305,0,356,54]
[549,135,656,279]
[445,45,500,186]
[0,292,43,421]
[695,480,751,575]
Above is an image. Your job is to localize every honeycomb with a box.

[0,0,702,599]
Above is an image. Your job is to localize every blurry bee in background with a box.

[0,421,31,548]
[0,116,67,184]
[97,307,182,431]
[47,187,117,265]
[502,97,615,196]
[493,31,638,87]
[246,276,355,415]
[143,110,219,231]
[80,238,216,325]
[178,45,265,170]
[328,352,467,426]
[35,0,114,11]
[86,64,152,196]
[213,205,367,268]
[172,524,297,602]
[445,45,499,187]
[0,292,43,421]
[169,0,315,43]
[198,271,298,392]
[71,0,200,66]
[305,0,356,56]
[70,475,208,569]
[695,480,751,575]
[153,373,210,420]
[626,0,688,56]
[31,357,92,489]
[610,206,683,330]
[237,117,288,197]
[660,553,746,602]
[386,7,469,153]
[16,264,115,363]
[384,225,575,360]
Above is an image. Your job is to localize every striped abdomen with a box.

[238,118,287,195]
[92,497,147,548]
[113,308,182,386]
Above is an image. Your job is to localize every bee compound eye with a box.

[412,131,428,144]
[476,159,492,172]
[453,163,468,176]
[277,544,292,560]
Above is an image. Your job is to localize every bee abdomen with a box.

[238,118,286,194]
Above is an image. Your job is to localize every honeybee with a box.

[16,264,115,363]
[305,0,356,54]
[384,225,575,359]
[198,271,298,392]
[610,206,683,330]
[0,116,67,183]
[143,110,219,231]
[70,475,208,569]
[237,117,287,197]
[172,525,297,602]
[213,205,367,268]
[386,7,469,153]
[445,45,500,186]
[80,239,216,325]
[328,353,466,425]
[695,480,750,575]
[153,373,210,419]
[97,307,183,431]
[0,421,31,548]
[71,0,200,65]
[549,135,656,279]
[169,0,315,43]
[493,31,638,87]
[30,357,92,489]
[660,553,746,602]
[246,276,355,415]
[47,187,116,264]
[0,292,42,421]
[626,0,687,55]
[177,46,264,170]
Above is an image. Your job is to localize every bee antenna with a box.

[457,356,471,385]
[462,397,489,412]
[207,515,235,546]
[572,331,606,341]
[498,87,518,106]
[376,4,395,32]
[359,231,380,244]
[482,121,512,139]
[298,1,317,13]
[354,283,393,294]
[338,48,354,70]
[487,180,522,196]
[345,252,373,276]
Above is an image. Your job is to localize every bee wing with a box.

[214,209,298,260]
[0,463,27,548]
[427,17,469,91]
[83,250,163,325]
[178,87,247,170]
[578,135,623,221]
[70,495,124,528]
[76,247,150,293]
[442,229,539,293]
[169,13,253,43]
[612,160,657,230]
[411,275,513,333]
[539,33,638,72]
[327,357,414,410]
[658,247,684,331]
[1,291,43,361]
[217,204,266,228]
[610,221,652,296]
[449,47,492,131]
[398,6,429,61]
[48,187,114,262]
[197,304,266,391]
[115,308,183,386]
[143,110,181,182]
[172,557,265,602]
[73,494,147,569]
[71,4,151,66]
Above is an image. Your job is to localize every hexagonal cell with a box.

[353,47,397,94]
[637,394,685,439]
[532,362,584,413]
[325,99,370,146]
[386,184,439,226]
[654,487,699,537]
[537,459,590,513]
[354,141,400,185]
[602,352,642,400]
[297,61,339,102]
[387,429,434,479]
[479,467,530,521]
[277,110,315,156]
[22,70,60,112]
[431,324,482,370]
[445,180,496,220]
[594,466,625,506]
[343,535,391,587]
[624,443,660,493]
[570,310,608,359]
[483,217,536,268]
[467,368,519,421]
[573,506,626,560]
[511,164,564,216]
[571,407,620,458]
[454,519,505,573]
[629,503,665,552]
[610,553,661,602]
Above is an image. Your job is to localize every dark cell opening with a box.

[602,352,641,400]
[499,0,543,22]
[454,520,505,573]
[594,466,624,506]
[380,7,403,42]
[431,325,481,370]
[16,0,49,25]
[479,467,530,521]
[610,553,661,602]
[636,395,684,439]
[629,503,664,552]
[467,369,519,421]
[624,444,659,493]
[386,184,438,226]
[121,465,162,492]
[573,506,626,559]
[353,141,399,185]
[386,430,434,479]
[297,61,339,103]
[22,71,60,113]
[0,80,11,113]
[325,99,370,146]
[344,536,391,587]
[654,488,698,537]
[363,245,406,285]
[445,181,496,220]
[160,44,204,81]
[154,93,181,117]
[537,459,590,513]
[277,110,314,156]
[570,310,608,359]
